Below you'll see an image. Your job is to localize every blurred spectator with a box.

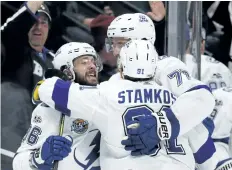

[103,5,114,16]
[90,14,117,82]
[1,1,54,93]
[62,1,165,55]
[76,2,115,27]
[1,2,53,169]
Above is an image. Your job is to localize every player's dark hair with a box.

[124,75,153,82]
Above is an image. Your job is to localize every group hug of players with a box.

[10,2,232,170]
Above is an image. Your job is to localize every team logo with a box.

[71,119,89,134]
[215,99,223,106]
[212,73,222,79]
[139,14,148,22]
[33,115,42,123]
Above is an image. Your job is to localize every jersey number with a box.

[208,81,226,91]
[168,69,191,87]
[137,69,144,75]
[122,106,185,156]
[26,126,42,145]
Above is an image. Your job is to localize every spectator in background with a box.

[90,14,117,82]
[75,1,165,55]
[77,3,115,27]
[1,1,53,169]
[103,4,114,16]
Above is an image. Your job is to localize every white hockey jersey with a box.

[210,87,232,161]
[37,76,216,170]
[110,56,215,136]
[185,54,232,91]
[13,103,100,170]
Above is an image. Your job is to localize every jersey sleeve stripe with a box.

[194,136,216,164]
[202,117,215,136]
[51,79,71,116]
[185,85,212,94]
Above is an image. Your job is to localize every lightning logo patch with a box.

[74,130,101,170]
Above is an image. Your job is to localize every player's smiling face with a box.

[72,55,98,86]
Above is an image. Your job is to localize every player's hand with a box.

[31,135,73,170]
[121,107,180,156]
[121,115,161,156]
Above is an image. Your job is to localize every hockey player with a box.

[185,27,232,91]
[105,13,215,155]
[209,87,232,170]
[35,40,218,170]
[185,27,232,169]
[13,42,102,170]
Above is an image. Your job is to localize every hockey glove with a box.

[121,107,180,156]
[215,158,232,170]
[31,135,73,170]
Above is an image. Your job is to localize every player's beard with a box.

[74,72,98,86]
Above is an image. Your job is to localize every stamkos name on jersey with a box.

[118,89,176,104]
